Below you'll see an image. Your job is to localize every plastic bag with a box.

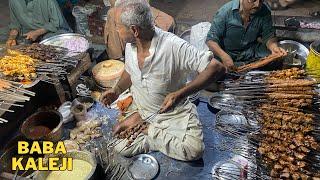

[187,22,211,82]
[190,22,211,51]
[72,5,97,36]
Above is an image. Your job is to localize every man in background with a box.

[104,0,175,60]
[6,0,71,47]
[206,0,286,69]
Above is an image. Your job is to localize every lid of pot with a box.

[92,60,124,80]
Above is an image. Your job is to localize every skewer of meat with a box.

[237,52,287,72]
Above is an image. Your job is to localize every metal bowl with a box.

[212,160,242,180]
[36,150,97,180]
[216,110,248,127]
[72,96,95,110]
[279,40,309,67]
[20,110,63,142]
[180,29,191,43]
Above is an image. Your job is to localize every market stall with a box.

[0,34,92,148]
[0,15,320,180]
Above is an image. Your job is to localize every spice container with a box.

[71,103,88,122]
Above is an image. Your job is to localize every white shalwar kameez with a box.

[114,27,213,161]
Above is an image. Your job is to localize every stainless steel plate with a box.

[216,110,248,126]
[215,110,261,136]
[127,154,159,180]
[180,29,191,43]
[40,33,89,57]
[212,160,242,180]
[245,71,269,76]
[208,92,237,110]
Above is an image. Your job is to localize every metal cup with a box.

[71,103,88,121]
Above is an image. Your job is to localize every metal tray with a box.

[212,160,242,180]
[0,72,42,89]
[208,92,237,111]
[127,154,159,180]
[40,33,90,57]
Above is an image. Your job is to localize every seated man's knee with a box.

[180,141,205,161]
[189,142,205,160]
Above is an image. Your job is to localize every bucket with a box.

[306,41,320,79]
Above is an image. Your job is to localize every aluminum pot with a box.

[279,40,309,68]
[20,110,63,142]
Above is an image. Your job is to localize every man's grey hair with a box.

[114,0,154,30]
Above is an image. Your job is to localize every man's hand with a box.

[113,113,143,135]
[100,88,120,107]
[160,91,182,113]
[270,45,286,55]
[23,29,46,41]
[206,40,236,71]
[221,54,236,71]
[6,39,17,47]
[267,38,287,55]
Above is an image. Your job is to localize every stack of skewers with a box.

[17,43,79,80]
[0,79,35,124]
[18,43,80,67]
[216,67,320,179]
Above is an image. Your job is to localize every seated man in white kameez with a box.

[100,0,226,161]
